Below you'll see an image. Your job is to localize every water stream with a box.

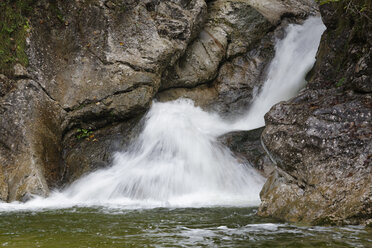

[1,17,368,247]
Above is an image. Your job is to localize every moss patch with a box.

[0,0,36,76]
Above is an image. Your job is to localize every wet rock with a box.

[62,85,154,132]
[160,26,228,90]
[219,127,275,177]
[306,1,372,93]
[0,80,65,201]
[62,115,143,184]
[210,32,275,115]
[160,0,273,86]
[160,0,274,91]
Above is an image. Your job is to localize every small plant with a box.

[315,0,371,21]
[335,77,345,87]
[76,128,93,140]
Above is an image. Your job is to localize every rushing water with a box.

[1,17,368,248]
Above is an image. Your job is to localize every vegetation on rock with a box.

[0,0,36,76]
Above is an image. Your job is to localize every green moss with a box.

[0,0,36,76]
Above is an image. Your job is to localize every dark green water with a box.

[0,207,370,248]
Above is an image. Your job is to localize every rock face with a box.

[219,128,275,178]
[258,0,372,225]
[0,0,318,202]
[158,0,275,115]
[0,78,65,201]
[1,0,207,200]
[157,0,318,115]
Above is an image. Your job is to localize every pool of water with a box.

[0,207,370,247]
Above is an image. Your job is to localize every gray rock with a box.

[219,127,275,178]
[61,115,144,185]
[27,0,207,111]
[160,0,273,91]
[158,0,315,116]
[0,80,65,201]
[210,32,276,115]
[259,89,372,225]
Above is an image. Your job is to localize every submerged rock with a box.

[258,0,372,225]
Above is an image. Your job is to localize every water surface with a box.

[1,207,370,248]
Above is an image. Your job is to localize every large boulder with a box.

[258,0,372,225]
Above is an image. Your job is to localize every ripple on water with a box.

[0,207,371,247]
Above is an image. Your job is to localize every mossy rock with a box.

[0,0,36,76]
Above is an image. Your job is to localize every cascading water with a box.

[0,17,325,211]
[233,17,326,130]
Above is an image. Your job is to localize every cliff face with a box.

[0,0,316,202]
[258,0,372,225]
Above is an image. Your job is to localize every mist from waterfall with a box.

[0,17,325,211]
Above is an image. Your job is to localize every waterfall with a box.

[0,17,325,211]
[233,16,326,130]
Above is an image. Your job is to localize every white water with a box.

[0,17,325,211]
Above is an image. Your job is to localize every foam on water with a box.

[0,17,325,211]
